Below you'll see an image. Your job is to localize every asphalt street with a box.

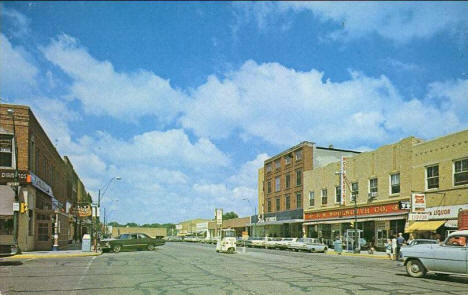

[1,242,467,295]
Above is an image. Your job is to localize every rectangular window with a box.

[296,170,302,186]
[267,181,272,193]
[369,178,378,194]
[0,134,13,167]
[266,163,272,172]
[426,165,439,189]
[285,195,290,210]
[0,217,13,235]
[285,174,290,189]
[309,191,315,207]
[275,159,281,169]
[454,159,468,186]
[351,182,358,202]
[295,150,302,161]
[296,192,302,208]
[275,176,281,192]
[285,154,292,165]
[335,186,341,203]
[321,189,328,205]
[275,197,280,211]
[390,173,400,194]
[38,223,49,241]
[28,210,33,236]
[267,199,272,212]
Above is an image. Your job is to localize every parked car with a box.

[265,237,282,249]
[401,230,468,278]
[406,239,438,246]
[276,238,297,250]
[100,233,165,253]
[289,238,328,253]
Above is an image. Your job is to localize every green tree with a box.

[125,222,138,227]
[222,211,238,220]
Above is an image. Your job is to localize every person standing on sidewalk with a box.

[396,232,405,260]
[385,239,392,260]
[391,235,397,260]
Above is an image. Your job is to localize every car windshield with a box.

[4,3,465,295]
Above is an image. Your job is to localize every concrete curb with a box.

[326,251,390,259]
[5,251,102,260]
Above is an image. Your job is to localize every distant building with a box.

[176,218,211,236]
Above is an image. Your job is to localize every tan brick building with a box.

[258,141,359,238]
[0,104,91,252]
[303,130,468,249]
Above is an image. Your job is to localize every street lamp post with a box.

[7,109,19,254]
[242,198,257,237]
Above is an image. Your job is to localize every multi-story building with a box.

[0,104,91,252]
[302,129,468,249]
[257,141,359,238]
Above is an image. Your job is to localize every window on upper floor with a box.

[275,176,281,192]
[285,195,290,210]
[351,182,358,202]
[267,199,272,213]
[285,174,290,189]
[296,169,302,186]
[295,149,302,161]
[426,165,439,189]
[335,186,341,204]
[275,197,280,211]
[296,192,302,208]
[321,189,328,205]
[285,154,292,165]
[275,159,281,169]
[369,178,378,194]
[390,173,400,194]
[454,159,468,186]
[267,181,271,194]
[266,163,272,172]
[309,191,315,207]
[0,134,14,168]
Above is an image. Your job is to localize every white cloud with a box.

[0,34,38,98]
[228,153,269,188]
[181,60,468,148]
[246,2,468,43]
[41,34,188,123]
[1,5,30,38]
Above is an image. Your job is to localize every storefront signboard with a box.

[76,205,92,217]
[265,216,277,222]
[304,202,406,221]
[215,208,223,225]
[27,172,54,198]
[409,213,429,221]
[0,170,28,184]
[412,193,426,212]
[426,204,468,220]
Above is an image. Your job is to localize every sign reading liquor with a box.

[426,204,468,219]
[304,202,406,221]
[412,193,426,212]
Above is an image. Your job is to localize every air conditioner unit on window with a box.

[368,192,377,199]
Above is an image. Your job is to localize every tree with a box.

[125,222,138,227]
[222,211,238,220]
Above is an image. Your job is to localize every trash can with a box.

[333,239,343,255]
[82,234,91,252]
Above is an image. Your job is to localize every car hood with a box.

[100,238,117,242]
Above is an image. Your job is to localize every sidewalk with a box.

[3,242,102,260]
[326,249,391,259]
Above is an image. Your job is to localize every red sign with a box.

[304,202,406,221]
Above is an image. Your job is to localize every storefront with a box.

[304,202,409,249]
[407,204,468,241]
[254,209,303,238]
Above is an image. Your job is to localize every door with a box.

[429,235,467,274]
[137,233,151,247]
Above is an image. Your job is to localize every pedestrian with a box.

[396,232,405,260]
[391,235,397,261]
[407,234,414,246]
[385,239,392,260]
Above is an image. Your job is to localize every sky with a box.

[1,2,468,224]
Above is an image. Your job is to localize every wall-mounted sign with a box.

[265,216,277,222]
[426,204,468,220]
[409,213,429,221]
[412,193,426,212]
[27,172,54,198]
[76,205,92,217]
[0,170,28,183]
[215,208,223,225]
[304,202,406,221]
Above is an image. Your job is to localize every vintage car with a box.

[100,233,165,253]
[401,230,468,278]
[406,239,437,246]
[276,238,297,250]
[289,238,328,253]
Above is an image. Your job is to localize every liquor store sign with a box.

[305,202,406,221]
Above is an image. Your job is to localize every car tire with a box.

[147,244,155,251]
[112,245,121,253]
[406,259,426,278]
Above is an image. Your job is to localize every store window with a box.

[321,189,328,205]
[309,191,315,207]
[351,182,358,202]
[275,176,281,192]
[426,165,439,189]
[28,210,34,236]
[275,197,280,211]
[454,159,468,186]
[335,186,341,203]
[38,223,49,241]
[285,195,290,210]
[390,173,400,194]
[296,192,302,208]
[0,134,14,168]
[296,169,302,186]
[0,217,13,235]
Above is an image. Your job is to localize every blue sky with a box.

[1,2,468,224]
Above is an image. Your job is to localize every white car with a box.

[276,238,298,250]
[289,238,328,253]
[401,230,468,278]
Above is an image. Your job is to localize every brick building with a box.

[0,104,91,252]
[257,141,359,238]
[302,129,468,249]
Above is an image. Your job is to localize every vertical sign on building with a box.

[340,156,347,205]
[215,208,223,225]
[412,193,426,212]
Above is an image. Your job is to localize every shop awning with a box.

[0,185,15,216]
[248,219,304,226]
[407,220,446,232]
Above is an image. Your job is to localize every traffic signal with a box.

[20,202,27,213]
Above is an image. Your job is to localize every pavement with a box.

[2,242,102,260]
[1,242,467,295]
